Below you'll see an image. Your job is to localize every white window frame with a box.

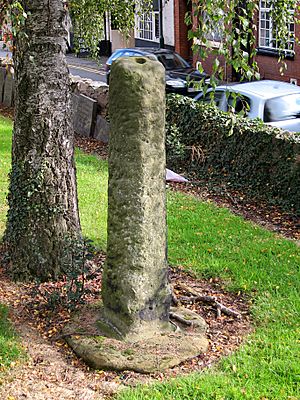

[259,0,294,54]
[136,11,160,42]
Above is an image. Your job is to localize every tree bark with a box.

[5,0,82,281]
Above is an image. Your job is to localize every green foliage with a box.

[5,159,47,247]
[270,0,297,73]
[187,0,260,84]
[1,1,297,83]
[0,119,108,249]
[166,94,300,213]
[1,0,151,58]
[4,0,291,82]
[0,1,28,49]
[69,0,106,57]
[165,124,186,166]
[3,154,86,281]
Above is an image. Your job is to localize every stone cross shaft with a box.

[102,56,171,339]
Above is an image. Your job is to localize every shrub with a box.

[166,95,300,214]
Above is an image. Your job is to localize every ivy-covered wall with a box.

[166,95,300,214]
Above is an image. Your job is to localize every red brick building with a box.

[174,0,192,61]
[174,0,300,85]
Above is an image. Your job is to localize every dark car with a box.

[105,48,209,96]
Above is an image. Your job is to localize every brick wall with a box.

[256,53,300,83]
[174,0,192,61]
[196,54,234,81]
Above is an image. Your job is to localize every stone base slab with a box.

[64,305,208,374]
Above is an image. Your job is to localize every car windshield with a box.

[264,94,300,122]
[156,53,190,70]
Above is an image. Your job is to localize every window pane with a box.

[259,0,294,52]
[138,12,154,41]
[264,94,300,122]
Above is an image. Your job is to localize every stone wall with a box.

[70,76,110,143]
[0,63,15,107]
[0,59,110,143]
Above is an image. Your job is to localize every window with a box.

[202,90,225,107]
[137,11,159,42]
[138,13,153,41]
[203,11,224,43]
[156,53,190,70]
[259,1,294,54]
[192,10,224,48]
[201,90,251,115]
[227,94,251,115]
[264,94,300,122]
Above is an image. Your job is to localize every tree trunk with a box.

[4,0,82,281]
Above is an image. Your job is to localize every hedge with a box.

[166,95,300,214]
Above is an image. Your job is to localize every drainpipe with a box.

[104,13,107,41]
[159,0,165,48]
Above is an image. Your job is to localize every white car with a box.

[194,80,300,133]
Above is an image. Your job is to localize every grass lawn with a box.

[118,194,300,400]
[76,148,108,249]
[0,117,24,375]
[0,117,11,239]
[0,304,23,372]
[0,117,299,399]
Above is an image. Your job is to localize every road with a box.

[0,47,107,83]
[67,54,107,82]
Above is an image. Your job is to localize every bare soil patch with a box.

[0,104,14,119]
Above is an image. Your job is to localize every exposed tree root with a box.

[169,312,194,327]
[171,291,179,306]
[172,283,241,319]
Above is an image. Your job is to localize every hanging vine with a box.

[187,0,299,84]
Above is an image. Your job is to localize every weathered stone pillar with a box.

[101,56,171,338]
[65,56,208,373]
